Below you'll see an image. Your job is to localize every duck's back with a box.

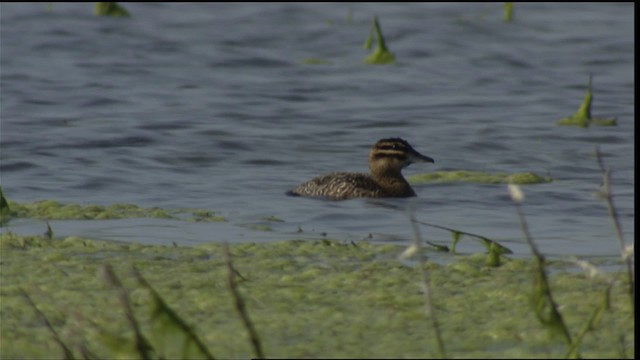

[288,172,386,200]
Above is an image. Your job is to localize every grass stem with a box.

[101,264,154,359]
[409,205,446,359]
[508,185,574,352]
[20,288,75,359]
[594,146,634,312]
[223,243,264,359]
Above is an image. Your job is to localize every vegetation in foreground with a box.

[0,232,633,359]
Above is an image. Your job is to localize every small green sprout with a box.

[557,75,617,128]
[450,231,462,253]
[504,3,514,22]
[364,16,396,65]
[95,2,130,17]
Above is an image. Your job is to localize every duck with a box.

[287,138,434,200]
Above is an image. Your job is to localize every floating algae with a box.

[408,170,552,185]
[557,75,617,128]
[4,200,226,222]
[301,58,331,65]
[0,233,633,358]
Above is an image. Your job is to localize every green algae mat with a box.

[408,170,552,186]
[0,233,633,359]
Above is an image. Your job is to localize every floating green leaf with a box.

[557,75,617,128]
[364,16,396,65]
[95,2,130,17]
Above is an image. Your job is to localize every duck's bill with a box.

[410,151,435,164]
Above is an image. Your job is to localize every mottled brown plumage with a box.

[288,138,434,200]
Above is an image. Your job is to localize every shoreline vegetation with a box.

[0,232,633,359]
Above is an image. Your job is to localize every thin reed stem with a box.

[20,289,75,359]
[101,264,154,359]
[132,267,215,359]
[508,186,574,351]
[223,243,264,359]
[594,146,634,312]
[409,206,446,359]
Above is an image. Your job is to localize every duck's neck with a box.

[370,166,414,196]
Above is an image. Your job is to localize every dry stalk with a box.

[594,146,634,312]
[409,205,446,359]
[223,243,264,359]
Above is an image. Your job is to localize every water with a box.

[0,3,634,261]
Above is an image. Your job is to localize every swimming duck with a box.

[288,138,434,200]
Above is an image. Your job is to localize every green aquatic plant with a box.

[449,231,462,252]
[301,58,331,65]
[242,224,273,232]
[364,16,396,65]
[595,146,634,312]
[408,208,447,358]
[507,184,627,357]
[1,233,633,358]
[408,170,552,185]
[5,200,226,222]
[345,9,354,24]
[44,222,53,240]
[190,209,227,222]
[565,282,612,358]
[380,194,513,256]
[101,265,155,359]
[557,75,617,128]
[19,289,74,359]
[504,3,514,22]
[0,187,10,225]
[259,215,285,223]
[224,243,264,359]
[486,241,502,267]
[133,267,215,360]
[414,219,513,256]
[508,184,574,354]
[95,2,130,17]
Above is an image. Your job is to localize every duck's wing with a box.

[289,172,383,200]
